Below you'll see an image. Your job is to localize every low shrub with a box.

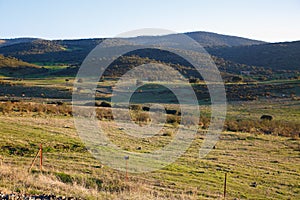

[100,101,112,107]
[54,172,73,184]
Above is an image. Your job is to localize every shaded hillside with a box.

[120,49,275,79]
[0,39,103,65]
[0,47,275,81]
[0,55,48,77]
[0,54,39,68]
[207,41,300,71]
[55,53,271,83]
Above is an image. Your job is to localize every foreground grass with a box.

[0,112,299,199]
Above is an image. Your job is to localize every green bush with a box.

[55,172,73,184]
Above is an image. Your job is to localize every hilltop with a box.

[0,38,39,47]
[186,31,266,46]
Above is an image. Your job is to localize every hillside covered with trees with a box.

[207,41,300,71]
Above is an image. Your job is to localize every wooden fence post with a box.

[40,144,43,172]
[224,173,227,199]
[124,156,129,181]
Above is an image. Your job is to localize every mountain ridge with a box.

[0,30,265,48]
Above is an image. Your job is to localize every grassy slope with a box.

[0,101,299,199]
[0,54,49,77]
[0,55,40,68]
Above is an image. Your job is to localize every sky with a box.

[0,0,299,42]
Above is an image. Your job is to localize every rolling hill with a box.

[207,41,300,71]
[126,31,265,48]
[0,38,40,47]
[0,31,264,65]
[186,31,266,46]
[0,54,47,77]
[0,54,39,68]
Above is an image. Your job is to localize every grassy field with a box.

[0,100,299,199]
[0,74,299,199]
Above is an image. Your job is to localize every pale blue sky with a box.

[0,0,299,42]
